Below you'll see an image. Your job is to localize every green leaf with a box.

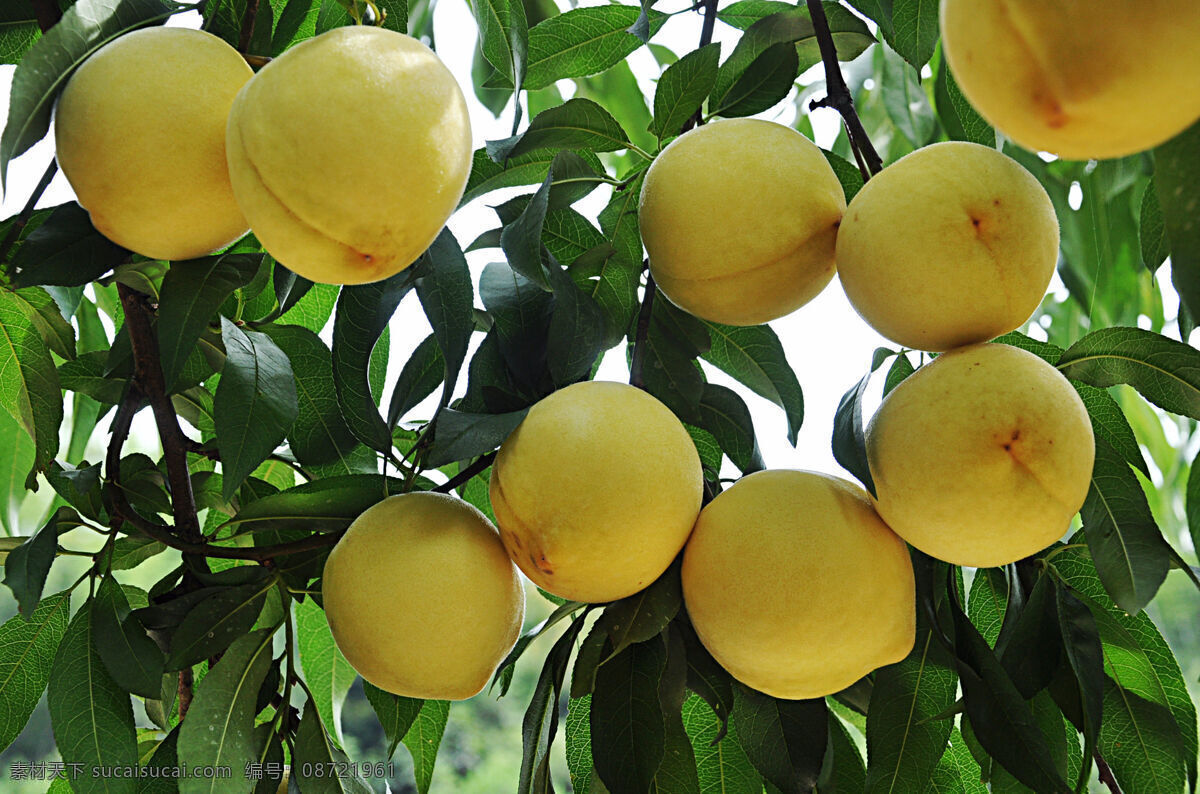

[177,628,275,794]
[823,149,866,203]
[650,43,720,140]
[215,318,299,500]
[546,258,606,387]
[2,505,69,616]
[1080,436,1171,614]
[272,0,321,55]
[461,148,557,206]
[682,694,760,794]
[591,635,668,794]
[731,684,827,794]
[1101,679,1187,793]
[387,334,444,426]
[0,288,62,483]
[1140,178,1168,272]
[0,591,70,753]
[501,170,554,288]
[925,726,986,793]
[402,699,450,794]
[933,54,995,148]
[700,322,803,445]
[966,567,1007,648]
[59,351,124,404]
[566,695,597,793]
[296,596,355,746]
[639,297,709,424]
[332,270,415,453]
[157,253,262,390]
[833,348,892,497]
[1057,327,1200,420]
[48,599,139,793]
[1054,581,1104,790]
[279,281,337,333]
[1,0,176,188]
[414,228,474,409]
[842,0,894,39]
[11,286,75,360]
[716,1,873,70]
[1154,119,1200,321]
[824,712,867,793]
[865,629,957,792]
[91,576,164,698]
[471,0,527,93]
[426,408,527,468]
[293,692,373,794]
[493,600,585,697]
[0,410,35,535]
[363,681,422,760]
[525,5,662,90]
[1074,381,1151,478]
[1189,449,1200,571]
[890,0,938,70]
[711,42,798,119]
[710,9,809,112]
[165,580,273,670]
[877,43,935,147]
[487,98,633,163]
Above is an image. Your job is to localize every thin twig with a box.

[805,0,883,178]
[0,160,58,270]
[434,451,497,494]
[237,0,261,54]
[177,668,194,722]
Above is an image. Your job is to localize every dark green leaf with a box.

[595,560,681,659]
[0,3,39,65]
[865,629,957,792]
[682,694,760,794]
[1053,581,1104,790]
[1057,327,1200,420]
[471,0,527,93]
[822,149,865,203]
[731,684,827,794]
[224,474,402,533]
[933,55,995,148]
[711,42,798,118]
[493,600,585,697]
[387,334,444,426]
[259,324,359,470]
[1,0,176,187]
[402,699,450,794]
[462,148,557,206]
[487,98,632,163]
[363,681,422,760]
[716,1,873,70]
[479,260,554,392]
[177,628,275,794]
[332,270,415,452]
[91,576,163,698]
[1189,448,1200,570]
[547,258,606,387]
[48,599,138,793]
[426,408,528,468]
[271,0,320,55]
[0,592,70,752]
[651,43,719,140]
[1081,436,1170,614]
[415,227,473,409]
[293,692,373,794]
[157,253,262,389]
[949,588,1072,793]
[697,383,764,473]
[165,580,273,670]
[520,614,586,793]
[501,170,554,288]
[996,571,1060,697]
[525,5,663,90]
[2,506,70,616]
[11,286,75,360]
[1101,679,1187,793]
[1154,119,1200,321]
[701,321,803,444]
[591,635,668,794]
[876,43,935,147]
[1074,381,1151,478]
[833,349,892,497]
[215,318,299,500]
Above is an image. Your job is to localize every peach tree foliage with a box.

[0,0,1198,792]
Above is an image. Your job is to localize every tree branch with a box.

[0,160,57,270]
[31,0,62,32]
[237,0,261,54]
[434,451,497,494]
[805,0,882,178]
[1095,754,1122,794]
[117,284,204,542]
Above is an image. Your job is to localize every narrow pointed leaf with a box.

[91,576,164,698]
[0,592,70,753]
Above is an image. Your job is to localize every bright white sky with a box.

[0,0,1162,495]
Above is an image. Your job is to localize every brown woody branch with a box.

[1095,754,1122,793]
[237,0,261,54]
[434,451,497,494]
[805,0,883,179]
